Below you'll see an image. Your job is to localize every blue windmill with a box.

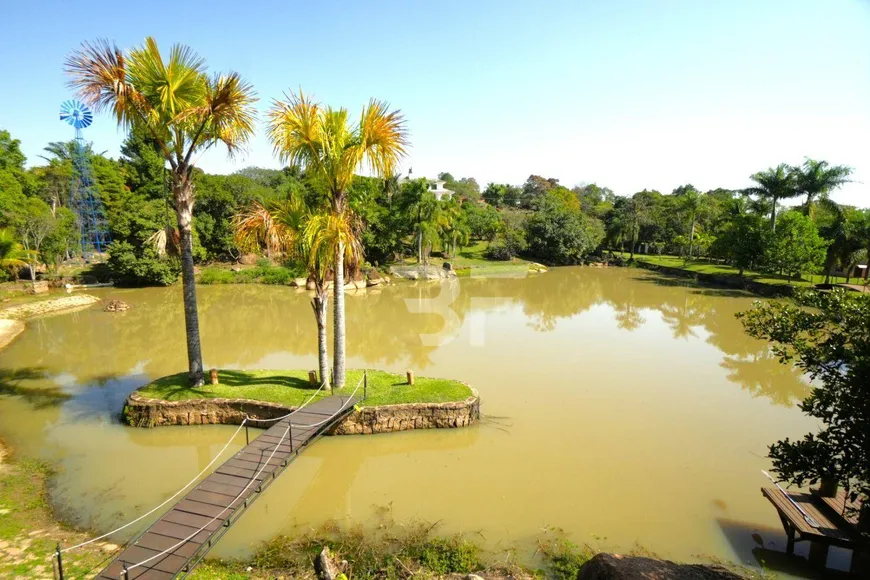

[60,100,111,259]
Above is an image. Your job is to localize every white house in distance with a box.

[400,171,455,201]
[426,178,454,201]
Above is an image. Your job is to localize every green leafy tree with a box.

[267,90,408,388]
[11,197,56,285]
[767,211,828,283]
[463,201,502,242]
[711,212,767,276]
[738,289,870,534]
[524,189,604,264]
[119,126,166,200]
[520,175,559,209]
[66,37,258,386]
[41,207,79,271]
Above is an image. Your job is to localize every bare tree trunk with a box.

[333,242,346,389]
[312,291,330,389]
[174,174,204,387]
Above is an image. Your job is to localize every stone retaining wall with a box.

[122,390,480,434]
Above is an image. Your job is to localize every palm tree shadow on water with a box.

[0,367,68,409]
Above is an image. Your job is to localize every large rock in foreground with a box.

[577,554,744,580]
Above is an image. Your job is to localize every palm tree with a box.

[794,158,853,220]
[0,230,34,277]
[441,198,470,259]
[65,38,257,386]
[744,164,799,232]
[675,187,705,260]
[267,91,408,388]
[233,198,338,387]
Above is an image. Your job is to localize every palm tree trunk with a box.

[333,242,346,389]
[417,229,423,264]
[174,175,205,387]
[688,218,696,259]
[312,291,330,389]
[770,197,778,231]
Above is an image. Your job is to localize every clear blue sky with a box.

[2,0,868,205]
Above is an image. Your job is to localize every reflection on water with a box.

[0,267,826,572]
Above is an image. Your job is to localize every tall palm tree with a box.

[744,164,799,232]
[794,158,853,221]
[441,198,470,259]
[676,187,705,260]
[233,198,337,387]
[66,38,257,386]
[267,91,408,388]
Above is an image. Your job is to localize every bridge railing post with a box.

[54,544,64,580]
[364,370,367,401]
[289,422,293,452]
[121,561,129,580]
[245,423,249,445]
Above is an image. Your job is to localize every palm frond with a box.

[64,38,141,129]
[357,99,408,177]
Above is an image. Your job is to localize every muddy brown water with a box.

[0,266,847,574]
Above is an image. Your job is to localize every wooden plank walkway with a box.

[96,393,359,580]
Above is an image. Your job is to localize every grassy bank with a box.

[633,254,861,288]
[0,441,110,579]
[188,516,593,580]
[136,369,473,408]
[197,262,305,285]
[401,240,532,276]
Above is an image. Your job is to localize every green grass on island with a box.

[136,369,473,408]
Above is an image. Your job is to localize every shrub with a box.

[539,538,595,580]
[416,537,480,575]
[107,240,180,286]
[483,243,513,261]
[198,268,236,284]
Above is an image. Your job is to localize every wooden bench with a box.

[761,486,868,573]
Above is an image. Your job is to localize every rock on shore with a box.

[577,554,744,579]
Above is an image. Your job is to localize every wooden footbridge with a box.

[54,383,361,580]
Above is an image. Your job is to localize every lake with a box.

[0,266,844,574]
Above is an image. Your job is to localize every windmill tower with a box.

[59,99,111,260]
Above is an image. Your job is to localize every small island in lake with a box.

[124,369,480,434]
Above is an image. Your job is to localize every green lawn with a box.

[136,369,473,407]
[633,254,862,288]
[400,240,530,269]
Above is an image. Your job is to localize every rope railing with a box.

[54,376,334,566]
[119,375,366,578]
[56,419,249,556]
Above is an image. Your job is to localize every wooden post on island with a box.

[209,369,219,385]
[406,370,414,385]
[308,371,318,386]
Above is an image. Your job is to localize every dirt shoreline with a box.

[0,294,101,320]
